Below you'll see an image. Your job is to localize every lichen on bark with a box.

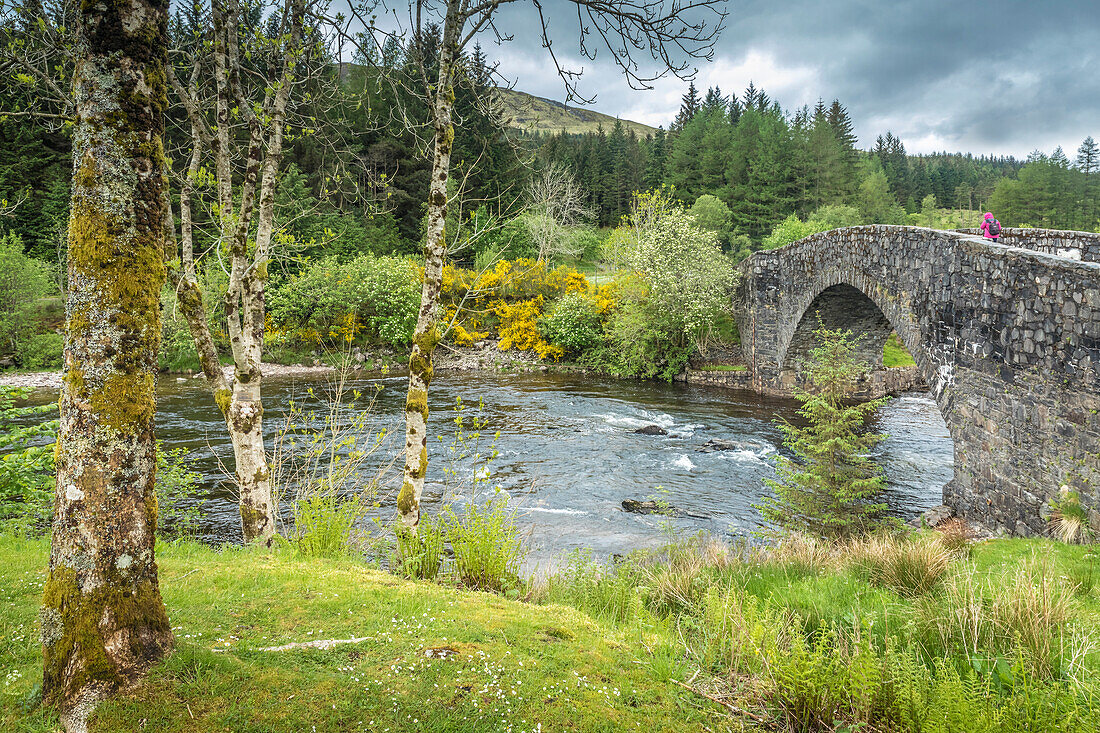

[42,0,174,725]
[398,15,459,532]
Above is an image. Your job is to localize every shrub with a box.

[689,194,732,246]
[0,386,57,535]
[760,205,865,252]
[292,491,360,558]
[440,258,590,356]
[15,332,62,370]
[761,213,814,250]
[566,227,604,261]
[604,199,737,380]
[445,496,526,593]
[806,204,863,231]
[268,254,421,346]
[270,368,389,556]
[0,232,54,362]
[538,292,604,356]
[473,213,538,263]
[155,444,203,540]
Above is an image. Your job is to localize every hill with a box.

[494,88,658,138]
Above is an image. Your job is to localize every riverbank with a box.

[0,535,736,731]
[0,361,342,391]
[3,533,1097,731]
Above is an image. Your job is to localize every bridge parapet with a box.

[955,227,1100,263]
[735,225,1100,537]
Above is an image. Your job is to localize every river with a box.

[140,371,954,565]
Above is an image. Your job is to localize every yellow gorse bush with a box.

[439,258,602,360]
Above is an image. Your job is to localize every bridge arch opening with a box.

[780,284,895,381]
[778,282,957,513]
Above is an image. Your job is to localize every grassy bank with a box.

[1,537,730,732]
[3,533,1098,731]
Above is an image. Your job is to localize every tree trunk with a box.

[41,0,174,727]
[397,14,460,531]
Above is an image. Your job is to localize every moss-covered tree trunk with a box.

[397,11,460,531]
[40,0,174,728]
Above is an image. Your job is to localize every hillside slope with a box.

[495,88,658,138]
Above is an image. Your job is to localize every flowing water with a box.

[145,371,952,565]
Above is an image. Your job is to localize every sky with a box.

[475,0,1100,157]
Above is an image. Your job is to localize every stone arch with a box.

[779,284,894,377]
[770,264,954,405]
[735,225,1100,535]
[770,272,969,510]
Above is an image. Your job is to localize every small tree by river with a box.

[756,323,895,539]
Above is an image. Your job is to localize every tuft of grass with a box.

[535,549,641,625]
[697,363,747,372]
[937,518,974,556]
[848,532,955,598]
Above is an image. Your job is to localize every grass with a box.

[536,533,1100,731]
[883,331,916,367]
[0,536,733,732]
[5,533,1099,731]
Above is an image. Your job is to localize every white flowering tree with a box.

[629,209,736,337]
[611,192,738,379]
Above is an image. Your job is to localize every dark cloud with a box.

[481,0,1100,156]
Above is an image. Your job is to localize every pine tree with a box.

[805,102,849,209]
[826,100,858,151]
[755,323,894,539]
[1077,136,1099,227]
[826,99,860,187]
[672,81,700,130]
[727,106,796,240]
[1077,136,1099,175]
[742,81,760,111]
[702,85,727,112]
[727,96,742,126]
[643,127,668,190]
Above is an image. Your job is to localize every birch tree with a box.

[3,0,342,545]
[38,0,173,727]
[351,0,727,532]
[528,163,592,262]
[165,0,313,543]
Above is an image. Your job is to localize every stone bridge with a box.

[734,226,1100,536]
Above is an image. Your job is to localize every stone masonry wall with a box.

[956,227,1100,263]
[679,365,924,399]
[735,225,1100,536]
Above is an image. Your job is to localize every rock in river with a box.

[622,499,680,516]
[697,439,746,453]
[633,425,668,435]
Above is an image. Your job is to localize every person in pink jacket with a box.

[980,212,1002,241]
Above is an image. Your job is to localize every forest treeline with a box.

[3,26,1100,266]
